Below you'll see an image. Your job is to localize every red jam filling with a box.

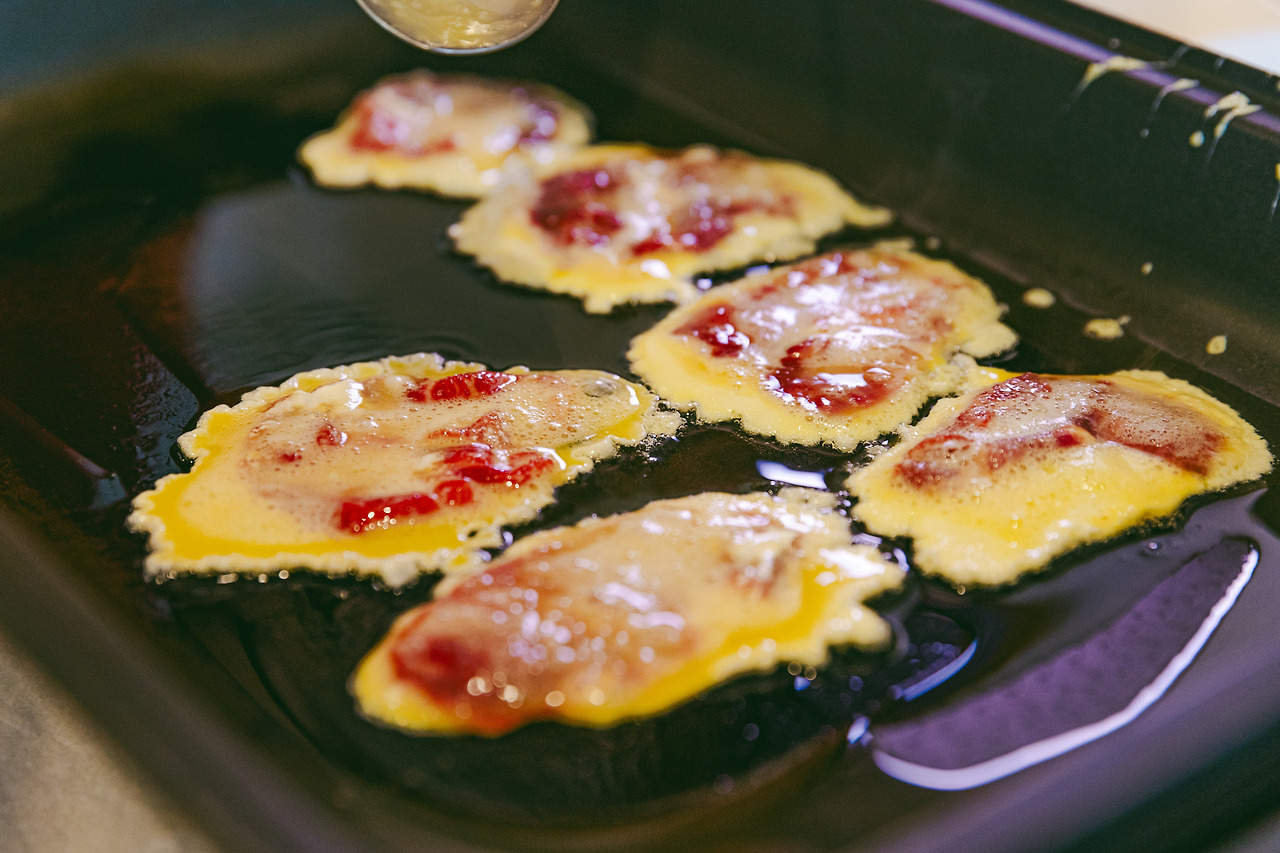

[630,198,769,255]
[950,373,1055,430]
[339,444,556,534]
[1074,386,1222,474]
[671,255,968,415]
[341,492,446,533]
[349,84,460,155]
[530,156,797,254]
[276,421,348,462]
[531,169,624,246]
[897,426,1086,488]
[673,303,909,413]
[315,422,348,446]
[438,444,553,487]
[389,572,540,732]
[347,81,559,156]
[386,545,694,733]
[428,411,511,446]
[896,373,1224,488]
[769,338,903,414]
[513,96,560,145]
[406,371,519,403]
[674,303,751,357]
[628,155,797,255]
[390,623,506,725]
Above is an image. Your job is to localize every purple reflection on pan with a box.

[869,538,1258,790]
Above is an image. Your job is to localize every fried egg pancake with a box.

[353,489,904,735]
[628,248,1017,451]
[849,369,1272,587]
[128,353,678,586]
[298,72,592,197]
[450,144,891,313]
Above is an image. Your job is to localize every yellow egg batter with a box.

[298,71,591,197]
[128,353,678,586]
[628,247,1017,451]
[450,144,891,313]
[849,368,1272,587]
[353,488,904,734]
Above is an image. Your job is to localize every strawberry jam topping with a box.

[666,250,980,417]
[674,300,912,413]
[530,152,798,254]
[514,98,560,145]
[388,573,537,733]
[390,622,508,726]
[674,303,750,357]
[350,106,458,155]
[630,198,770,255]
[897,426,1086,488]
[1074,385,1222,474]
[428,411,511,446]
[406,371,519,403]
[341,492,446,533]
[439,444,553,487]
[315,421,348,447]
[347,77,562,157]
[531,169,624,246]
[768,338,907,414]
[276,421,347,462]
[339,444,556,534]
[896,373,1224,488]
[349,82,457,155]
[950,373,1055,430]
[385,536,693,734]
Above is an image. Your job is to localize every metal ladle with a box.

[356,0,560,54]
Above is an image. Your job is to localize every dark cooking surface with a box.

[2,1,1280,852]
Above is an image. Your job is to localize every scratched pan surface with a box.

[2,0,1280,851]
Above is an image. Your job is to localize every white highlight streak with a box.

[873,550,1257,791]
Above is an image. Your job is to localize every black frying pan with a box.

[2,1,1280,850]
